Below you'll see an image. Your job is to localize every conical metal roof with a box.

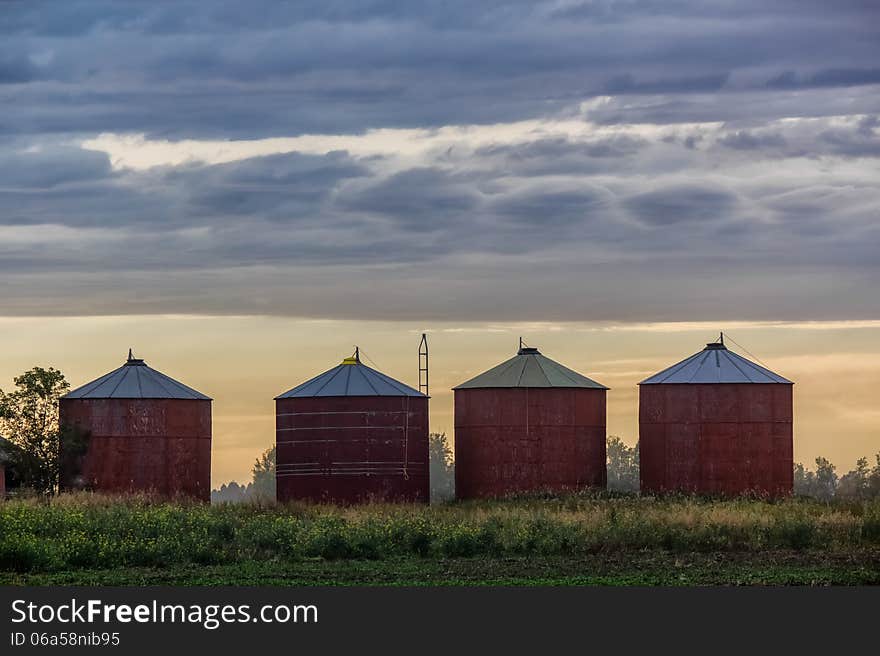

[63,351,211,400]
[276,352,425,398]
[454,347,608,390]
[640,340,792,385]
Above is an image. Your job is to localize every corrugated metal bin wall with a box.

[454,387,606,498]
[276,395,429,504]
[60,398,212,500]
[639,383,792,496]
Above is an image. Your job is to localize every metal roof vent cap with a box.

[341,346,361,365]
[705,332,727,350]
[124,349,146,366]
[517,346,540,355]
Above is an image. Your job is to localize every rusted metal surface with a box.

[275,396,429,504]
[639,383,793,497]
[454,388,607,499]
[59,398,212,501]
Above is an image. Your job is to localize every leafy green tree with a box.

[607,436,639,492]
[251,446,276,501]
[429,432,454,502]
[795,455,880,500]
[793,462,816,496]
[837,457,870,499]
[869,454,880,498]
[814,456,838,501]
[212,481,253,504]
[0,367,70,495]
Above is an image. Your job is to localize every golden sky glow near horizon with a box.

[1,316,878,486]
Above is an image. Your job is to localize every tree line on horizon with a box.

[1,366,878,501]
[214,434,880,503]
[605,436,880,500]
[212,433,457,503]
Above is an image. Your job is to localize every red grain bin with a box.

[453,346,608,499]
[275,352,429,504]
[59,352,212,501]
[639,338,793,497]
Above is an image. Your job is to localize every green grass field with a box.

[2,493,879,585]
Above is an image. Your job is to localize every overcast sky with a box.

[2,0,878,321]
[2,2,879,481]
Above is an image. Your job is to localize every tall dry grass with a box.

[1,491,878,572]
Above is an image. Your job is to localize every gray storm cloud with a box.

[0,1,878,321]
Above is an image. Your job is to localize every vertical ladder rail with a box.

[418,333,429,397]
